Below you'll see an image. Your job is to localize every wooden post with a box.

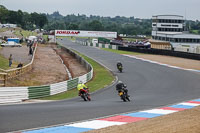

[4,74,6,87]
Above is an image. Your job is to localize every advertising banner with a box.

[55,30,117,38]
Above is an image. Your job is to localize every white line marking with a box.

[180,102,200,106]
[66,120,126,129]
[141,109,177,114]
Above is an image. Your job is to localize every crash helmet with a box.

[118,80,122,84]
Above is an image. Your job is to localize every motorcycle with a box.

[117,65,123,73]
[118,87,130,102]
[80,88,91,101]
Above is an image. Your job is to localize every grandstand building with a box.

[150,15,200,53]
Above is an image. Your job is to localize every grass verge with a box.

[0,54,18,70]
[41,50,115,100]
[101,48,143,55]
[14,28,37,38]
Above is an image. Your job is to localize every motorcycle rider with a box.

[77,81,88,96]
[116,80,128,96]
[117,61,123,70]
[117,61,122,68]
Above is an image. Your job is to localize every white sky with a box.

[1,0,200,20]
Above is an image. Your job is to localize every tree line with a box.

[44,11,152,35]
[0,5,48,30]
[1,5,200,35]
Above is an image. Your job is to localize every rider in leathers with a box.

[77,81,88,96]
[116,61,123,70]
[116,81,128,96]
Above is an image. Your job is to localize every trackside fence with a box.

[118,46,200,60]
[0,43,38,87]
[0,43,93,104]
[75,38,118,50]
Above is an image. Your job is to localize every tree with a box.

[38,14,48,29]
[0,5,9,23]
[67,23,79,30]
[88,20,104,31]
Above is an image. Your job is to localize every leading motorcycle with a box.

[118,86,130,102]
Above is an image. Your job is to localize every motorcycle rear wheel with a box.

[126,96,130,101]
[121,95,126,102]
[81,95,87,101]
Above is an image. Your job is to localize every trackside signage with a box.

[55,30,117,38]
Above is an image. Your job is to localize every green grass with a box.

[122,38,145,42]
[101,48,143,55]
[190,30,199,34]
[0,55,9,69]
[14,29,37,38]
[0,28,9,33]
[43,35,48,41]
[41,49,114,100]
[0,55,18,70]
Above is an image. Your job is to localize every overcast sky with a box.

[1,0,200,20]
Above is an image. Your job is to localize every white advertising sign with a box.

[55,30,117,38]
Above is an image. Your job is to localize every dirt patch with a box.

[53,46,88,78]
[134,54,200,70]
[6,44,88,86]
[86,106,200,133]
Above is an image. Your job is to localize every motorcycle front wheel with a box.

[81,94,87,101]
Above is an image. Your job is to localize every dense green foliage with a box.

[0,5,48,30]
[187,20,200,34]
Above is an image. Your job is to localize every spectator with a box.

[8,54,13,67]
[17,62,23,68]
[29,46,33,55]
[16,62,23,75]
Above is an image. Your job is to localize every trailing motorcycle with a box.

[118,86,130,102]
[117,65,123,73]
[80,88,91,101]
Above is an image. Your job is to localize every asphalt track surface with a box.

[1,38,200,132]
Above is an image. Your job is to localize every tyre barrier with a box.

[0,44,93,104]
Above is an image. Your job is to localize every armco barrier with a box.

[0,87,28,104]
[75,38,118,50]
[28,85,50,99]
[0,44,93,104]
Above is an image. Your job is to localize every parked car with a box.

[1,41,22,47]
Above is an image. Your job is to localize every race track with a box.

[0,38,200,132]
